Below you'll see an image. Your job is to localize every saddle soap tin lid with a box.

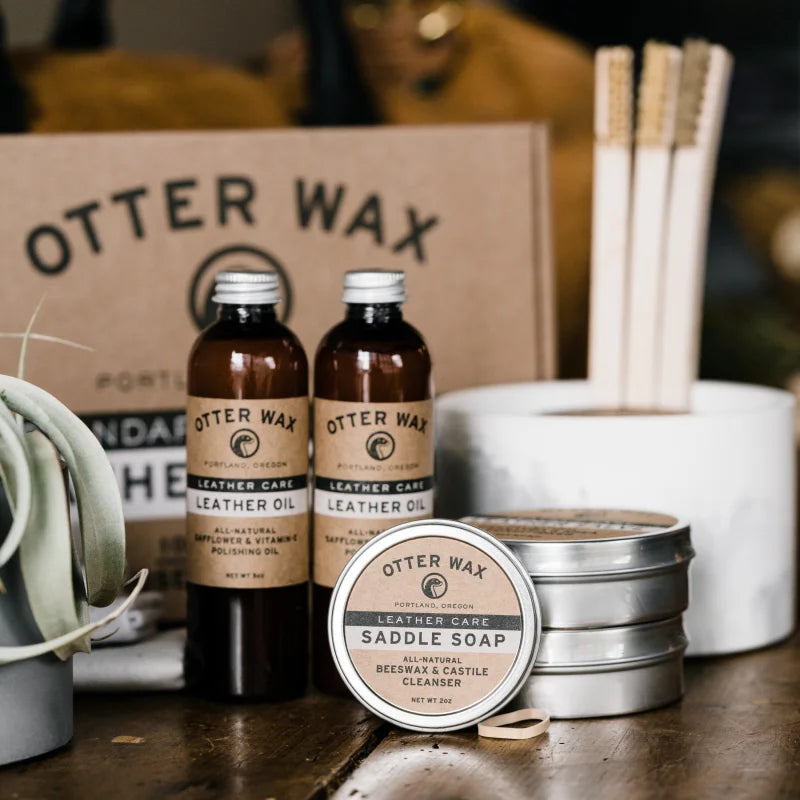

[328,519,542,732]
[460,509,694,576]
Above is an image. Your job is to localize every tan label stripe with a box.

[313,398,434,587]
[186,395,309,588]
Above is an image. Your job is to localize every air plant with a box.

[0,306,146,664]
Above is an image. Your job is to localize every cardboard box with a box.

[1,124,554,619]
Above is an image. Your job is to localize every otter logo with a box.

[189,243,293,330]
[229,428,260,458]
[421,573,448,599]
[365,431,395,461]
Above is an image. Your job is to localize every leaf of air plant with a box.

[0,375,124,606]
[19,430,88,660]
[0,569,147,664]
[17,295,45,383]
[0,333,91,352]
[0,399,32,571]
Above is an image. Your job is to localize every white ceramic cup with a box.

[436,381,797,656]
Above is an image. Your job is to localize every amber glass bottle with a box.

[185,270,309,700]
[313,270,434,694]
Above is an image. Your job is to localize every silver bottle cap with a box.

[212,270,281,305]
[342,270,407,304]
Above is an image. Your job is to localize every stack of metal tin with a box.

[461,510,694,718]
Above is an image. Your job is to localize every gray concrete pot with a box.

[0,496,73,766]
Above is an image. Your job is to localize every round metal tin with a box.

[514,617,688,719]
[461,510,694,629]
[328,519,542,732]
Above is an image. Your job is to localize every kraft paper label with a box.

[313,398,434,587]
[186,395,309,588]
[342,536,523,714]
[463,510,679,541]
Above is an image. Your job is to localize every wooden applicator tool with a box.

[624,42,682,408]
[656,40,733,410]
[589,46,634,408]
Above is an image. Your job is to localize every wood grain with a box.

[2,691,386,800]
[335,632,800,800]
[2,633,798,799]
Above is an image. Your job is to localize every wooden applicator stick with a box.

[656,41,733,410]
[589,46,634,408]
[624,42,682,408]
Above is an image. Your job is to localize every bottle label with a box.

[342,535,523,714]
[313,398,434,588]
[186,396,309,589]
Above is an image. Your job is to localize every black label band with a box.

[81,409,186,451]
[315,475,434,495]
[345,611,522,631]
[187,474,308,492]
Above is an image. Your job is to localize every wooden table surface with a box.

[3,631,799,800]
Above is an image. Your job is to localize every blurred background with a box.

[1,0,798,393]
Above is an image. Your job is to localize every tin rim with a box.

[462,511,694,577]
[533,617,688,670]
[328,519,542,732]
